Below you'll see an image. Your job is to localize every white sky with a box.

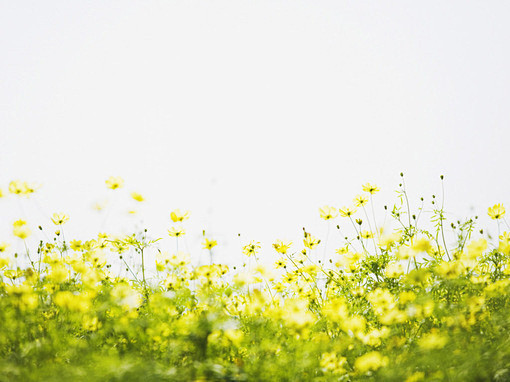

[1,1,509,266]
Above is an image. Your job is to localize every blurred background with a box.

[1,1,509,265]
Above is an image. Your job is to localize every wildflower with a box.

[202,238,217,250]
[8,180,27,195]
[406,372,426,382]
[168,227,186,237]
[360,230,373,239]
[319,206,338,220]
[0,187,3,197]
[399,291,416,304]
[170,209,190,222]
[13,220,31,239]
[436,261,463,279]
[0,242,10,253]
[281,298,316,330]
[70,240,83,251]
[362,183,380,194]
[51,213,69,226]
[412,237,433,254]
[385,262,404,278]
[82,315,101,331]
[499,232,510,255]
[379,231,402,249]
[130,192,145,202]
[272,239,292,254]
[339,206,356,217]
[320,352,347,374]
[274,258,287,268]
[243,241,261,257]
[49,264,68,283]
[105,176,124,190]
[303,232,320,250]
[488,203,505,220]
[354,351,388,373]
[0,255,10,268]
[335,246,349,255]
[418,330,448,350]
[354,195,369,207]
[111,283,142,310]
[465,238,487,259]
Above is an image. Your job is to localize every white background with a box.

[1,1,509,266]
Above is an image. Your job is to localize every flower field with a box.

[1,176,510,381]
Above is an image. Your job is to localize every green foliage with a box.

[1,177,510,381]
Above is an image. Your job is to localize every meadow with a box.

[0,175,509,381]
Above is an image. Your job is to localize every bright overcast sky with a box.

[1,1,509,264]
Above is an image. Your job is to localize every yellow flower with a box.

[70,240,83,251]
[319,206,338,220]
[339,206,357,217]
[354,351,388,373]
[335,246,349,255]
[360,230,373,239]
[274,258,287,268]
[130,192,145,202]
[499,232,510,255]
[354,195,369,207]
[412,237,433,254]
[243,241,261,257]
[406,372,425,382]
[8,180,27,195]
[418,330,448,350]
[170,209,190,222]
[362,183,380,194]
[0,242,10,254]
[303,232,320,250]
[13,219,27,228]
[0,255,10,268]
[167,227,186,237]
[385,262,404,278]
[13,220,31,239]
[488,203,505,220]
[0,187,3,198]
[51,213,69,226]
[320,352,347,374]
[272,239,292,254]
[202,238,217,250]
[105,176,124,190]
